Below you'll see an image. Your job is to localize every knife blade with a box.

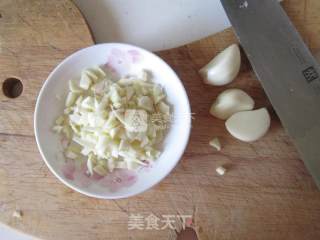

[220,0,320,188]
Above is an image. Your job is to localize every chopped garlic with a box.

[93,164,108,176]
[65,150,78,159]
[216,166,226,175]
[87,154,96,176]
[141,69,149,81]
[138,96,154,112]
[209,137,221,151]
[55,116,65,125]
[65,92,78,107]
[53,67,170,175]
[69,80,83,93]
[79,72,92,90]
[12,210,23,219]
[52,125,63,133]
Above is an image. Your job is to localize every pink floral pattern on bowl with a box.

[99,169,138,192]
[105,48,142,74]
[61,160,138,192]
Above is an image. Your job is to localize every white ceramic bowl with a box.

[34,43,191,199]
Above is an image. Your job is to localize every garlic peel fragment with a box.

[199,44,241,86]
[225,108,271,142]
[210,89,254,120]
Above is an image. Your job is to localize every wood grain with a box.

[0,0,320,240]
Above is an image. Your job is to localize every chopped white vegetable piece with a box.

[95,136,108,155]
[87,112,105,128]
[93,164,108,176]
[216,166,226,175]
[112,108,126,125]
[92,66,106,78]
[81,96,95,110]
[107,158,116,172]
[199,44,241,86]
[157,101,170,115]
[66,143,82,154]
[69,121,80,135]
[55,116,65,125]
[141,70,149,81]
[118,78,135,86]
[69,113,82,125]
[115,161,127,169]
[79,71,93,90]
[75,95,83,106]
[73,136,94,149]
[109,126,120,139]
[225,108,271,142]
[109,85,122,107]
[52,125,63,133]
[119,139,129,151]
[12,210,23,219]
[140,136,149,147]
[65,150,78,159]
[97,95,110,112]
[87,155,95,176]
[153,85,163,96]
[69,80,83,93]
[209,137,222,151]
[62,126,72,139]
[126,160,138,170]
[65,92,78,107]
[91,81,105,95]
[84,69,99,82]
[103,113,120,130]
[64,107,73,114]
[126,86,135,100]
[138,96,154,112]
[153,85,166,104]
[81,147,92,156]
[210,89,255,120]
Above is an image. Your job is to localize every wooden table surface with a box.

[0,0,320,239]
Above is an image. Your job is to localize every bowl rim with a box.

[34,42,191,199]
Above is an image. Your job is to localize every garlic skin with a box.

[225,108,271,142]
[210,89,254,120]
[199,44,241,86]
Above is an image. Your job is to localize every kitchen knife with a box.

[220,0,320,188]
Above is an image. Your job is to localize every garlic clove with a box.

[209,137,222,151]
[216,166,226,176]
[225,108,271,142]
[12,210,23,219]
[210,89,254,120]
[199,44,241,86]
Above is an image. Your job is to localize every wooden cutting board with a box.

[1,0,320,239]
